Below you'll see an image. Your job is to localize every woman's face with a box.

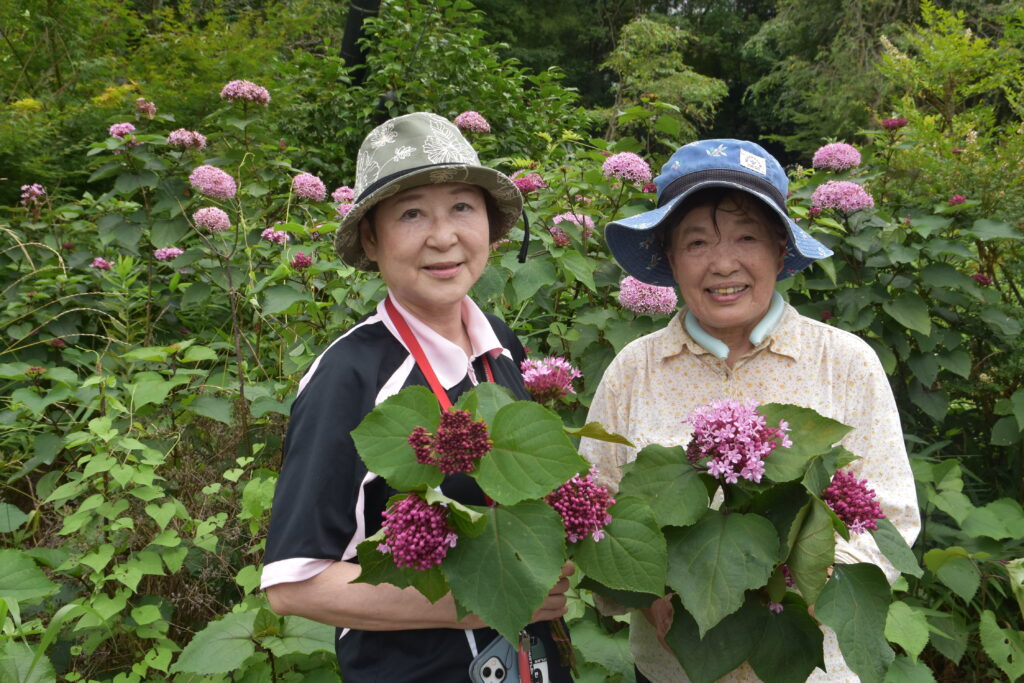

[666,197,786,346]
[360,183,490,322]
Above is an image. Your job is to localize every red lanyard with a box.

[384,296,493,410]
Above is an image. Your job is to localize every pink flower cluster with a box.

[552,212,594,239]
[949,194,966,206]
[20,184,46,206]
[291,251,313,269]
[602,152,652,184]
[261,227,290,244]
[109,122,136,139]
[189,165,237,200]
[972,272,992,286]
[292,172,327,201]
[881,117,908,131]
[618,276,677,315]
[685,399,791,484]
[822,468,885,534]
[810,181,874,214]
[332,186,356,203]
[135,97,156,119]
[453,111,490,133]
[548,225,570,247]
[168,129,207,150]
[521,357,582,403]
[91,257,112,270]
[220,79,270,106]
[193,207,231,233]
[409,409,492,475]
[545,469,615,543]
[154,247,184,261]
[511,172,546,194]
[378,495,458,571]
[336,202,354,217]
[811,143,861,171]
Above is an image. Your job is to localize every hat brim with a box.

[605,180,833,287]
[334,164,523,271]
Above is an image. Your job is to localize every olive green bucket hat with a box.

[334,112,524,271]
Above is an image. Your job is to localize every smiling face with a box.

[666,192,787,350]
[360,182,491,325]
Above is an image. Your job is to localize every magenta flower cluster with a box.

[20,184,46,206]
[685,399,792,484]
[332,186,356,203]
[602,152,652,184]
[378,495,458,571]
[811,143,861,171]
[154,247,184,261]
[511,172,546,194]
[291,251,313,270]
[292,172,327,201]
[881,117,908,131]
[220,79,270,106]
[453,111,491,133]
[189,165,237,200]
[552,212,594,240]
[822,468,885,534]
[810,181,874,214]
[193,207,231,233]
[168,129,207,150]
[948,194,966,206]
[408,409,492,475]
[336,202,354,217]
[548,225,570,247]
[545,469,615,543]
[261,227,290,244]
[91,257,112,271]
[109,122,136,139]
[135,97,156,119]
[521,357,582,403]
[972,272,992,286]
[618,276,677,315]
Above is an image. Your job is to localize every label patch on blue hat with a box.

[739,148,767,175]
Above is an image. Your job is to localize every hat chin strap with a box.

[684,291,785,360]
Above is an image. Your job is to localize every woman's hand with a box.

[640,594,675,652]
[531,562,575,622]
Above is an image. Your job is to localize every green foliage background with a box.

[1,0,1023,681]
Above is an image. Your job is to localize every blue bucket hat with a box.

[605,139,833,287]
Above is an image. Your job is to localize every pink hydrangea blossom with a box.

[618,276,677,315]
[811,142,861,171]
[154,247,184,261]
[332,185,356,202]
[20,184,46,206]
[881,117,908,131]
[685,399,791,484]
[545,469,616,543]
[189,165,237,200]
[810,181,874,214]
[552,211,594,239]
[91,257,113,270]
[822,469,885,534]
[378,495,458,571]
[453,111,490,133]
[642,182,657,194]
[261,227,290,244]
[292,172,327,201]
[336,202,354,217]
[602,152,652,184]
[409,409,492,475]
[548,225,570,247]
[167,129,207,149]
[521,357,582,403]
[291,251,313,269]
[510,172,547,194]
[220,79,270,106]
[193,207,231,233]
[135,97,156,119]
[949,194,966,205]
[109,122,136,139]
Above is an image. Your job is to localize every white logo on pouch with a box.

[739,148,767,175]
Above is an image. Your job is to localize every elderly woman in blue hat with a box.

[261,113,574,683]
[580,139,920,682]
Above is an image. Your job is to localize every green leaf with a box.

[0,503,28,533]
[181,282,212,308]
[882,293,930,335]
[885,601,929,662]
[0,640,57,683]
[443,501,566,643]
[870,518,923,578]
[262,616,336,656]
[665,511,779,636]
[564,421,634,447]
[351,386,443,491]
[666,594,756,683]
[979,610,1024,681]
[967,218,1022,241]
[980,306,1022,337]
[114,171,158,195]
[1008,558,1024,622]
[961,498,1024,540]
[560,249,597,292]
[566,613,634,679]
[908,383,948,423]
[353,529,449,603]
[759,404,852,482]
[990,416,1022,446]
[884,654,937,683]
[801,446,858,497]
[180,345,218,362]
[475,402,587,505]
[262,284,309,314]
[171,611,257,674]
[187,395,234,425]
[816,563,894,683]
[453,382,515,424]
[748,481,811,557]
[926,610,967,665]
[747,593,825,683]
[510,257,557,303]
[618,445,708,527]
[129,379,175,408]
[572,495,666,594]
[0,549,59,601]
[1012,390,1024,426]
[145,502,177,531]
[923,548,979,603]
[937,349,971,379]
[786,500,836,604]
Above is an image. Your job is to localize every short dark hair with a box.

[658,187,787,252]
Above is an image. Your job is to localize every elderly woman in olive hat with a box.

[580,139,920,682]
[262,113,573,683]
